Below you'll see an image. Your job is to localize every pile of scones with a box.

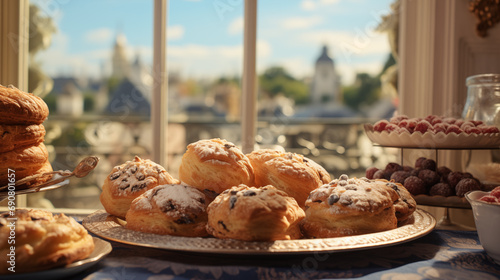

[100,138,417,241]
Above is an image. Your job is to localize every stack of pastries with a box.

[100,138,417,241]
[0,84,53,188]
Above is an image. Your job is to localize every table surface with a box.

[61,228,500,280]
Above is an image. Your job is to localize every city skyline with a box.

[31,0,393,85]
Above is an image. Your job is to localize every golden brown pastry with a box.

[206,184,305,241]
[100,156,179,218]
[382,179,417,223]
[178,138,255,194]
[0,209,94,274]
[246,149,331,206]
[0,142,50,187]
[301,174,399,238]
[126,184,212,237]
[0,124,46,153]
[0,84,49,125]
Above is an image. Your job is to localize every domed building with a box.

[310,45,341,105]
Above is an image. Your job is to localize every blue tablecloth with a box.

[70,230,500,280]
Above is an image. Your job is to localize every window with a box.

[3,0,402,211]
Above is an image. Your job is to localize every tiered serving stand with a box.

[364,124,500,230]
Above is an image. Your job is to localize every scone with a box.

[126,184,212,237]
[382,179,417,223]
[246,149,331,206]
[100,156,179,218]
[0,84,49,125]
[0,209,94,274]
[206,184,305,241]
[301,174,399,238]
[0,124,46,153]
[178,138,255,193]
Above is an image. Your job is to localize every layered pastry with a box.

[0,209,94,274]
[178,138,255,194]
[206,184,305,241]
[246,149,331,206]
[126,184,212,237]
[301,175,399,238]
[0,85,53,188]
[100,156,179,218]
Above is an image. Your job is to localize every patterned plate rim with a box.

[83,209,436,255]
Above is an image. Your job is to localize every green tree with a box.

[259,66,309,104]
[343,73,381,111]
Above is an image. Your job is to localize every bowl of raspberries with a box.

[466,186,500,264]
[366,157,486,208]
[364,114,500,149]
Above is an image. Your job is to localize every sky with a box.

[31,0,395,85]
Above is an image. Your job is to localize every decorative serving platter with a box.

[364,124,500,149]
[2,237,111,280]
[83,209,436,255]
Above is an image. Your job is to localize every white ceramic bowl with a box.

[465,190,500,264]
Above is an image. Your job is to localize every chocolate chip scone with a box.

[206,184,305,241]
[100,156,179,218]
[301,174,399,238]
[0,209,94,274]
[380,179,417,224]
[126,184,213,237]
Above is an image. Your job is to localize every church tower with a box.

[111,33,130,80]
[311,45,341,104]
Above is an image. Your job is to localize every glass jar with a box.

[462,73,500,126]
[462,74,500,181]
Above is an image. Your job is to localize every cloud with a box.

[84,28,113,44]
[301,0,340,11]
[228,17,243,35]
[167,25,184,41]
[281,16,323,30]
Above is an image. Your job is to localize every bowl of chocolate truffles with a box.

[466,186,500,265]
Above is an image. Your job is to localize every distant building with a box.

[111,33,131,80]
[310,45,341,105]
[57,79,83,117]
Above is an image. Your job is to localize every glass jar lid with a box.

[466,73,500,86]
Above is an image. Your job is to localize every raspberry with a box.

[403,165,414,172]
[490,186,500,198]
[390,115,408,124]
[398,119,409,128]
[480,126,500,134]
[443,117,457,124]
[446,124,462,134]
[464,126,481,134]
[385,123,398,133]
[437,166,452,178]
[430,117,444,126]
[390,171,410,184]
[479,195,498,203]
[365,167,379,179]
[455,178,481,197]
[454,120,465,127]
[470,120,484,126]
[404,176,427,195]
[414,120,432,133]
[373,120,389,132]
[406,119,418,133]
[433,123,449,133]
[460,121,475,129]
[429,183,454,197]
